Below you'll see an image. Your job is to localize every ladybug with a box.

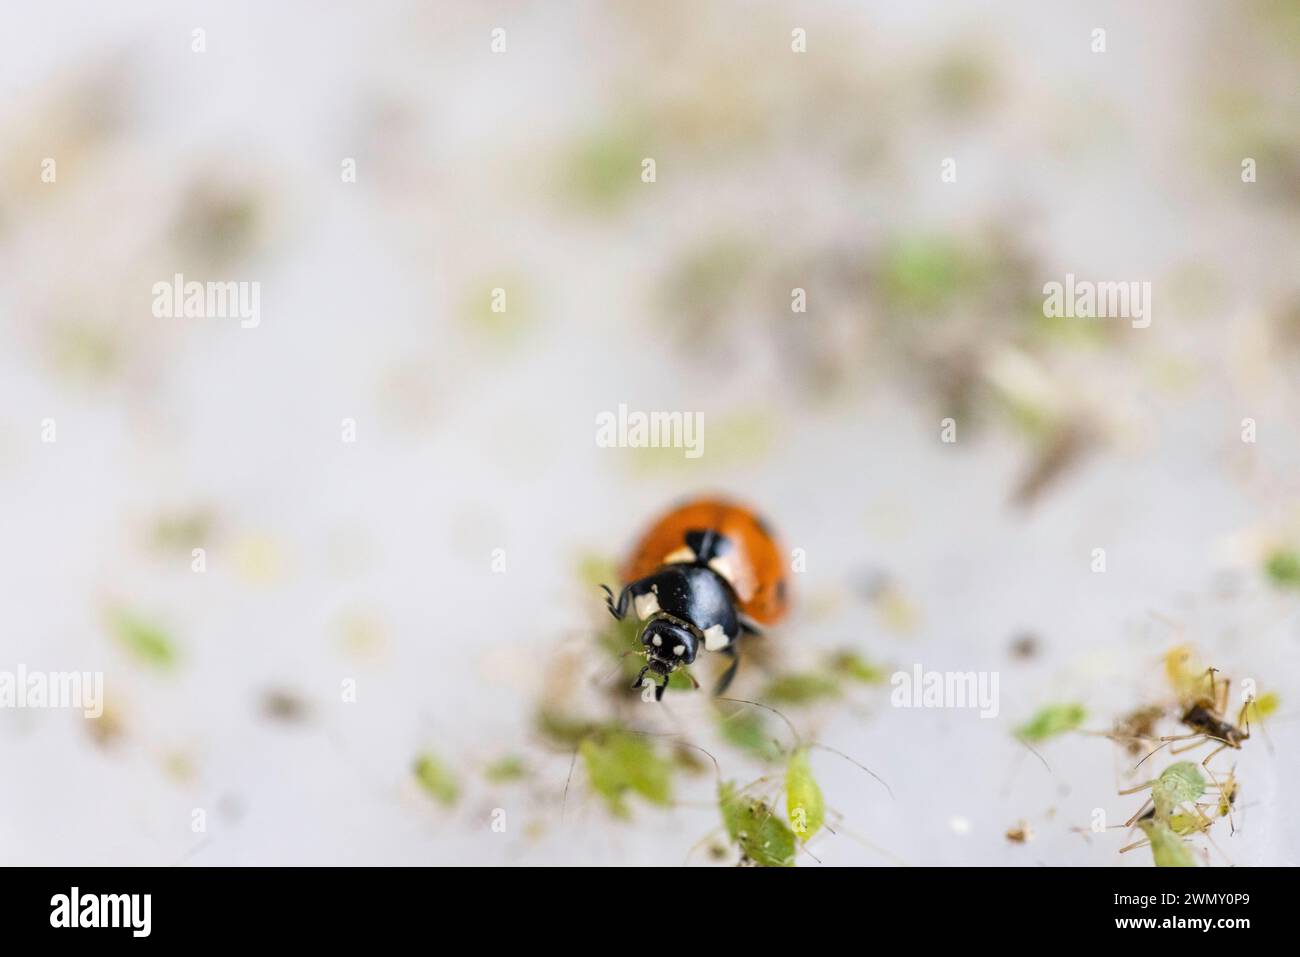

[602,496,790,700]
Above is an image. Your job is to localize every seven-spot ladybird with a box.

[602,497,790,700]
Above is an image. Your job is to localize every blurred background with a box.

[2,0,1299,866]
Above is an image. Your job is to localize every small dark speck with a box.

[261,689,311,723]
[1009,633,1040,660]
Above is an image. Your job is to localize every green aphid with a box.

[665,668,695,692]
[761,672,841,705]
[108,610,178,668]
[484,755,528,784]
[579,732,673,818]
[1167,810,1211,837]
[826,650,888,685]
[718,781,796,868]
[717,709,782,762]
[413,753,460,806]
[785,747,825,841]
[1015,703,1086,742]
[1151,762,1206,816]
[1264,549,1300,587]
[1137,818,1198,868]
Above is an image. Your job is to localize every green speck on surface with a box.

[484,755,528,784]
[1015,703,1086,742]
[413,753,460,806]
[462,279,530,344]
[1264,549,1300,587]
[826,650,888,684]
[880,236,982,313]
[576,553,620,590]
[562,127,646,212]
[718,781,796,867]
[785,747,825,841]
[51,321,119,382]
[717,707,782,762]
[761,672,840,705]
[580,732,673,818]
[109,610,177,668]
[594,614,646,684]
[535,709,602,747]
[627,410,773,474]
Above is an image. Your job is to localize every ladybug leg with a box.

[601,583,633,621]
[632,664,650,690]
[712,646,740,696]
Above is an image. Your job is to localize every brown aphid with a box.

[1005,821,1033,843]
[1144,667,1252,779]
[1112,705,1164,757]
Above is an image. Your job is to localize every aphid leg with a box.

[1117,779,1155,796]
[1133,739,1177,770]
[1215,672,1229,717]
[1119,838,1150,854]
[601,583,633,621]
[1202,667,1223,714]
[1124,796,1155,828]
[1168,736,1210,756]
[1200,741,1230,774]
[712,646,740,697]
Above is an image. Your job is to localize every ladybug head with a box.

[632,619,698,700]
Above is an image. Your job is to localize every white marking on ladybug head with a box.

[634,592,661,620]
[673,645,685,656]
[703,624,729,652]
[663,545,696,565]
[651,634,662,646]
